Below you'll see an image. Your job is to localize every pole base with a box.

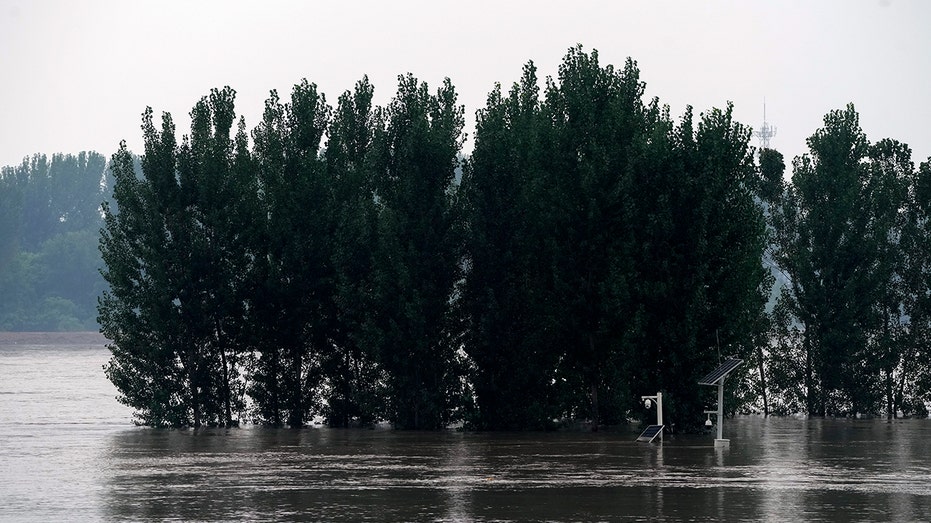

[714,438,730,448]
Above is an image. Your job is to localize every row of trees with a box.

[461,54,769,429]
[762,105,931,418]
[98,46,930,428]
[100,75,468,428]
[0,152,111,330]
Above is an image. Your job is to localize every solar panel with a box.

[636,424,664,443]
[698,358,743,386]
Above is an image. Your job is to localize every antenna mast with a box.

[754,99,777,149]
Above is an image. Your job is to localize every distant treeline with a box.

[7,45,930,429]
[0,152,112,330]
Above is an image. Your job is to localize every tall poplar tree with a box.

[247,81,333,427]
[100,112,203,427]
[771,104,908,416]
[174,87,254,426]
[461,63,562,429]
[100,88,250,427]
[462,47,768,429]
[539,48,645,426]
[323,77,385,427]
[889,151,931,418]
[621,101,767,426]
[368,74,465,429]
[865,138,911,417]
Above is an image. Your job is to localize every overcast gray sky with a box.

[1,0,929,171]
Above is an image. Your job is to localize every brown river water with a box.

[2,337,930,521]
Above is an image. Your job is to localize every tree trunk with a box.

[894,357,909,418]
[885,368,894,420]
[216,320,234,427]
[186,336,202,428]
[287,344,304,428]
[270,351,282,427]
[805,338,815,416]
[588,333,599,431]
[590,383,599,432]
[343,349,352,428]
[756,344,769,417]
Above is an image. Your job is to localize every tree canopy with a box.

[0,45,921,428]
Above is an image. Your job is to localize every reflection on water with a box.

[2,343,931,521]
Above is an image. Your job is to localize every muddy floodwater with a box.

[2,339,930,521]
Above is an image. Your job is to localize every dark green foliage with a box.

[367,74,466,429]
[461,46,769,430]
[461,62,562,430]
[865,138,912,418]
[752,147,786,416]
[539,49,645,427]
[245,80,334,428]
[94,47,931,429]
[322,77,384,427]
[100,138,193,427]
[613,101,769,428]
[894,153,931,418]
[768,104,920,417]
[100,89,251,427]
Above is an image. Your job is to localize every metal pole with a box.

[717,379,724,441]
[657,392,663,427]
[657,392,663,442]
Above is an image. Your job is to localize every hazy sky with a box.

[1,0,929,171]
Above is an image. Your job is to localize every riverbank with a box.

[0,331,107,346]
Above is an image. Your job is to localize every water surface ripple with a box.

[2,343,930,521]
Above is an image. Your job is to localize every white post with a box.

[656,391,663,427]
[716,380,724,441]
[714,378,729,447]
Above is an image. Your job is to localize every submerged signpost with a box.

[698,358,743,447]
[637,392,664,443]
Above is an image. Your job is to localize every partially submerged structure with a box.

[699,358,743,447]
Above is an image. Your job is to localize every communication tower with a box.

[755,100,776,149]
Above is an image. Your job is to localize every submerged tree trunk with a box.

[215,320,234,427]
[220,347,233,425]
[588,333,599,431]
[894,354,911,418]
[288,345,304,428]
[757,344,769,417]
[185,334,203,428]
[189,367,202,428]
[885,368,894,420]
[805,337,815,416]
[590,383,599,431]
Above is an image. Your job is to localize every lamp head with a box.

[705,414,713,427]
[644,398,652,409]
